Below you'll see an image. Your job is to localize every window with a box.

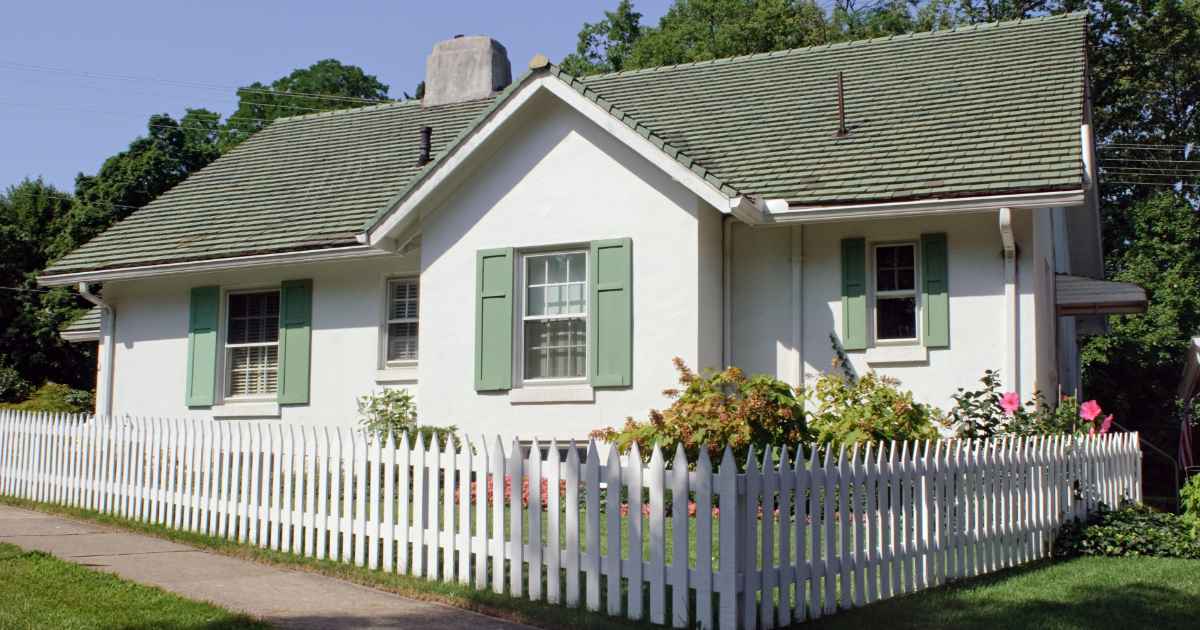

[385,278,419,363]
[874,244,917,341]
[225,291,280,397]
[522,251,587,381]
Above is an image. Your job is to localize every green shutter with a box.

[186,286,219,407]
[922,233,950,348]
[277,279,313,404]
[840,238,867,351]
[590,238,633,387]
[475,248,514,391]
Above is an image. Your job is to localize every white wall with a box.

[105,255,419,426]
[731,210,1054,411]
[418,91,719,441]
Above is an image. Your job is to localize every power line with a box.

[0,60,394,106]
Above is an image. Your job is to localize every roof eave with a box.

[760,188,1086,225]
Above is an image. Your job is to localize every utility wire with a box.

[0,60,394,106]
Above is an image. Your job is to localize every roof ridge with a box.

[579,11,1087,82]
[269,95,497,124]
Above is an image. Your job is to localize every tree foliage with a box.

[0,60,389,402]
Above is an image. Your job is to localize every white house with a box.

[45,13,1146,440]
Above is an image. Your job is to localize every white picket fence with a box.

[0,410,1140,629]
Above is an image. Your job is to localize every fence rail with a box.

[0,410,1141,629]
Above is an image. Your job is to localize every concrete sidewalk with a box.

[0,504,531,629]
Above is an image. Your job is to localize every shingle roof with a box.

[60,305,101,342]
[44,12,1087,278]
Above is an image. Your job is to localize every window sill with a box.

[865,345,928,366]
[375,366,418,384]
[509,384,594,405]
[211,402,280,419]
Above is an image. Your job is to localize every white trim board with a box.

[39,245,396,286]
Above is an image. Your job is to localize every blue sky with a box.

[0,1,673,192]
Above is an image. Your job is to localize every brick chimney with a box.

[422,35,512,107]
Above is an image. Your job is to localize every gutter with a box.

[757,189,1086,225]
[998,208,1019,393]
[39,245,391,286]
[78,283,114,418]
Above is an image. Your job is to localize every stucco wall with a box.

[417,92,716,441]
[104,255,419,426]
[730,210,1053,411]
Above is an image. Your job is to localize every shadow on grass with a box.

[805,556,1200,630]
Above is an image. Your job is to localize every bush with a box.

[945,369,1115,438]
[356,388,458,448]
[805,370,940,446]
[0,383,93,413]
[590,358,809,465]
[1054,503,1200,559]
[0,364,33,403]
[1182,474,1200,535]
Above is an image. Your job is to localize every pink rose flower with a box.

[999,391,1021,416]
[1099,414,1114,434]
[1079,400,1102,422]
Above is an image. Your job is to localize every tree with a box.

[0,180,93,398]
[560,0,645,75]
[221,59,390,148]
[53,110,223,258]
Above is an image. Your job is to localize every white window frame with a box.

[870,241,921,346]
[516,248,590,386]
[222,288,281,401]
[383,276,419,367]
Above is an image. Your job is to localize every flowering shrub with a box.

[945,370,1116,438]
[1181,474,1200,536]
[590,358,809,465]
[804,370,940,446]
[452,474,568,511]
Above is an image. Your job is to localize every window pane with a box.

[386,322,418,362]
[547,254,568,283]
[228,345,278,396]
[528,257,546,285]
[877,268,897,292]
[523,318,586,380]
[897,268,915,291]
[526,285,545,316]
[897,245,914,267]
[389,279,418,320]
[877,297,917,340]
[876,246,896,268]
[228,292,279,344]
[545,284,565,316]
[568,253,586,282]
[567,283,585,313]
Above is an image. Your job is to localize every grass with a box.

[6,495,1198,629]
[808,556,1200,630]
[0,496,648,630]
[0,541,266,630]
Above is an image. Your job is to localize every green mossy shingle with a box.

[44,13,1086,277]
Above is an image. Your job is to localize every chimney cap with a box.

[528,54,550,70]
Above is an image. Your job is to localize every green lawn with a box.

[0,542,267,630]
[808,556,1200,630]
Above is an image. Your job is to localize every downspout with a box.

[722,215,733,368]
[78,283,114,418]
[998,208,1019,394]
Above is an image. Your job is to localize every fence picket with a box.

[0,412,1145,630]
